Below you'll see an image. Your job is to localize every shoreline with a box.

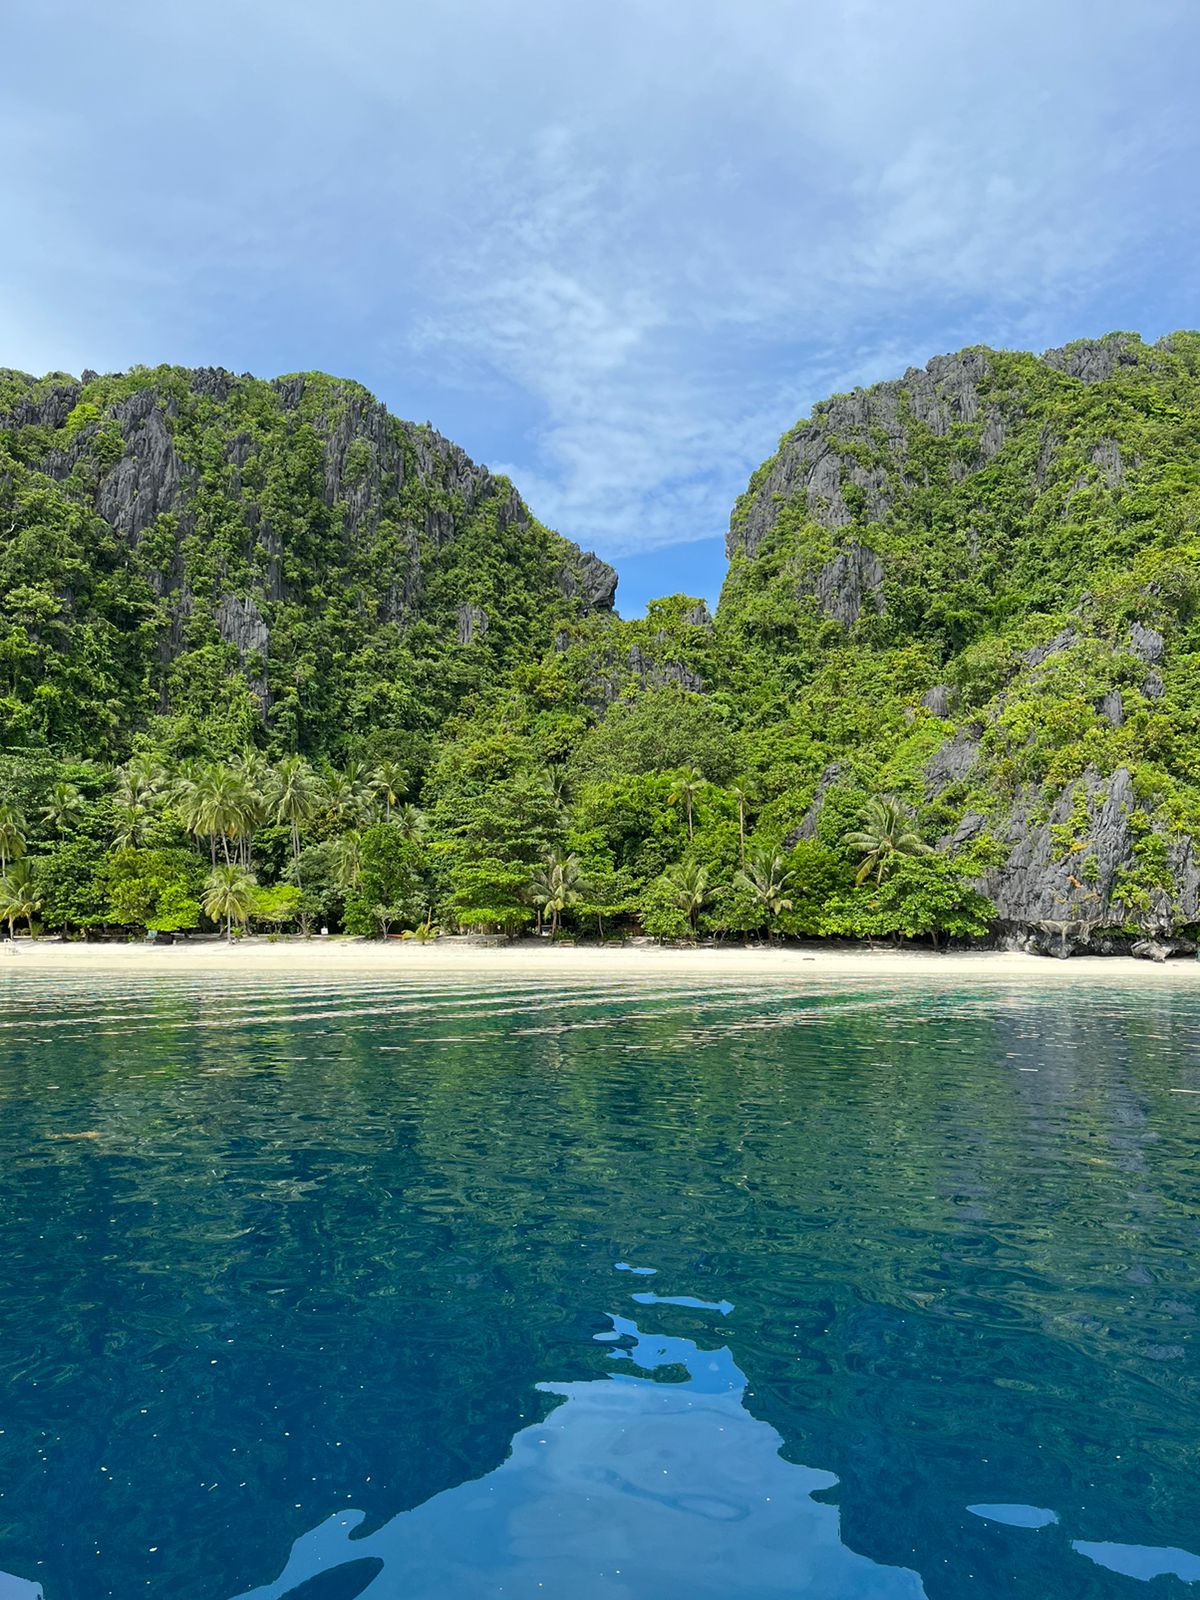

[4,936,1200,983]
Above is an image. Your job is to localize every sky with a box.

[3,1,1198,614]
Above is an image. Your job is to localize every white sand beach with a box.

[4,936,1199,984]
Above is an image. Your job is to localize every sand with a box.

[3,936,1199,985]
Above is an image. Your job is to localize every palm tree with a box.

[0,861,41,938]
[539,764,570,809]
[113,758,162,849]
[111,803,147,851]
[267,757,321,886]
[0,802,28,873]
[668,768,705,842]
[115,755,164,807]
[371,761,408,821]
[392,803,427,842]
[844,796,933,885]
[734,850,794,934]
[330,830,363,892]
[663,860,709,933]
[326,760,375,829]
[40,781,83,833]
[230,751,270,865]
[173,764,216,865]
[185,764,251,866]
[730,784,752,867]
[528,851,586,935]
[202,865,258,941]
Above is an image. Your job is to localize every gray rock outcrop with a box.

[1042,334,1142,384]
[456,603,489,644]
[809,543,885,626]
[216,594,270,709]
[1128,621,1165,664]
[983,767,1134,929]
[783,763,844,846]
[924,729,981,796]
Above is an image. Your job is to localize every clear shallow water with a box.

[0,973,1198,1599]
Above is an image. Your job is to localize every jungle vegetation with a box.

[2,332,1199,944]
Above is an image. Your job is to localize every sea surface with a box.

[0,972,1198,1599]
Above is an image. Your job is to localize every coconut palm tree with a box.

[173,764,217,865]
[40,781,83,833]
[0,860,41,938]
[202,864,258,941]
[539,764,570,810]
[668,768,705,842]
[844,796,933,885]
[663,860,709,933]
[734,850,794,934]
[392,803,427,842]
[371,761,408,821]
[115,755,164,807]
[267,757,321,886]
[112,758,162,849]
[325,761,375,829]
[730,784,752,866]
[110,803,148,851]
[330,830,363,892]
[184,764,251,866]
[528,851,586,935]
[230,751,270,865]
[0,802,28,873]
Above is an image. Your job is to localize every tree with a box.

[393,803,427,841]
[646,860,709,937]
[250,882,302,933]
[844,796,933,885]
[267,757,321,886]
[230,750,270,865]
[286,841,345,935]
[540,764,570,809]
[371,761,408,821]
[324,762,375,830]
[0,861,40,937]
[528,851,586,935]
[174,762,253,867]
[570,688,739,784]
[575,864,637,940]
[733,850,794,935]
[342,824,427,935]
[37,839,108,934]
[870,856,995,942]
[112,758,163,850]
[202,865,258,941]
[40,781,83,834]
[330,831,363,892]
[668,768,705,843]
[445,856,533,934]
[0,801,27,873]
[100,848,204,933]
[729,784,752,866]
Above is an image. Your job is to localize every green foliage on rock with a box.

[9,336,1200,949]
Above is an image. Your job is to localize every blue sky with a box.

[3,1,1198,614]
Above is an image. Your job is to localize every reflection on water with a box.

[0,1573,42,1599]
[233,1298,926,1599]
[1,971,1200,1598]
[1072,1543,1200,1583]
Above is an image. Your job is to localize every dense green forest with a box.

[2,333,1199,950]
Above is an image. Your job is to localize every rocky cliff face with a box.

[719,330,1200,952]
[0,364,615,755]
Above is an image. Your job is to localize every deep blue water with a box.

[1,972,1199,1599]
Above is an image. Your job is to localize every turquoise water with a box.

[1,973,1199,1599]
